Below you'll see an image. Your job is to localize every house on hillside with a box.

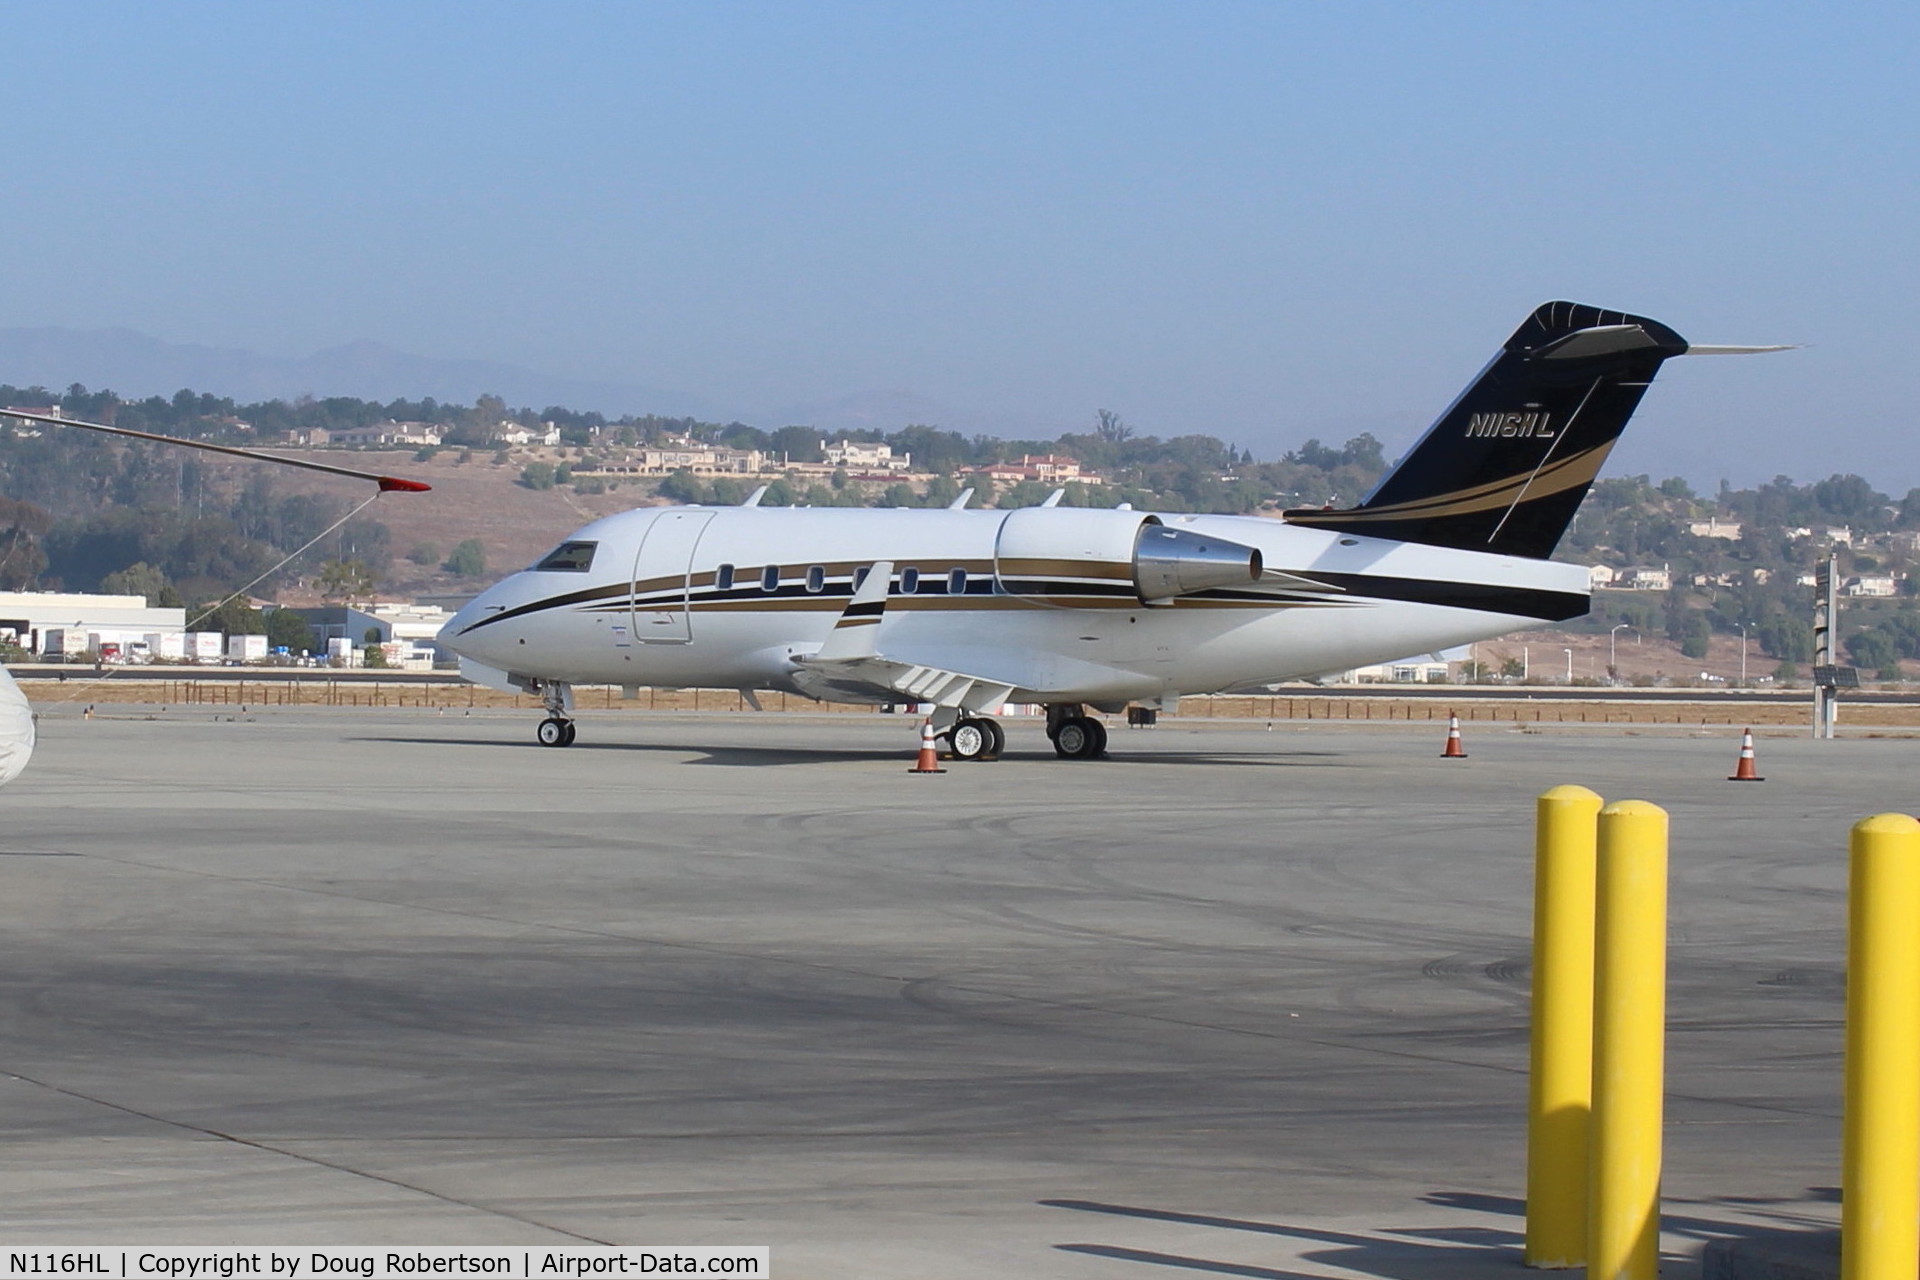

[496,423,561,447]
[822,439,912,472]
[1618,565,1673,591]
[968,454,1105,487]
[302,421,442,447]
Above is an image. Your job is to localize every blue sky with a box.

[5,2,1915,488]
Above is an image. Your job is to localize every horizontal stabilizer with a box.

[3,408,433,492]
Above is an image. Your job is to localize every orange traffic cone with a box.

[909,719,947,774]
[1728,727,1765,782]
[1440,713,1468,759]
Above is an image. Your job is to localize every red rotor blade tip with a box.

[377,477,433,493]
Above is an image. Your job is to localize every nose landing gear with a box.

[530,679,577,747]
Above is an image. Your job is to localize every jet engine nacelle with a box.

[993,507,1263,607]
[1132,522,1265,602]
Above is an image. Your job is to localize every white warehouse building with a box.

[0,591,187,657]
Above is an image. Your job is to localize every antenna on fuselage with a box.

[947,489,975,510]
[741,485,769,507]
[1040,488,1066,508]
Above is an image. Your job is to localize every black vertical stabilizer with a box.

[1285,301,1688,558]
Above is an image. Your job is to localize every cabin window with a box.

[534,541,597,572]
[852,566,870,590]
[761,565,780,593]
[715,563,735,591]
[948,568,968,595]
[805,565,826,594]
[900,567,920,594]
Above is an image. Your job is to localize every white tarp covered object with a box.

[0,665,33,788]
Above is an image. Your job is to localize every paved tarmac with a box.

[0,707,1891,1276]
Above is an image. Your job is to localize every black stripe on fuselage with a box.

[453,581,633,634]
[460,571,1587,631]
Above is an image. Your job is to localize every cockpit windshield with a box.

[534,540,598,572]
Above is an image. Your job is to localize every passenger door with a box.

[631,510,715,644]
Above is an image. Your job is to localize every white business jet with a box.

[3,300,1783,779]
[437,301,1786,759]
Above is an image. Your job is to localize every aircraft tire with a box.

[1053,716,1106,760]
[949,719,992,761]
[561,720,578,746]
[537,717,572,747]
[980,717,1006,758]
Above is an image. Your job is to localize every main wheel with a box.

[560,720,578,746]
[537,717,572,747]
[980,717,1006,758]
[948,719,991,761]
[1053,715,1106,760]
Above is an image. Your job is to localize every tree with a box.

[768,426,825,464]
[265,608,312,652]
[1847,629,1897,671]
[1095,409,1134,444]
[657,470,706,504]
[194,597,266,638]
[316,558,377,602]
[99,561,184,607]
[520,461,555,490]
[407,543,439,566]
[443,539,487,578]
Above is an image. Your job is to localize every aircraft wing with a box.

[792,650,1018,712]
[788,561,1018,710]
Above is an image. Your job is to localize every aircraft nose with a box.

[439,587,506,662]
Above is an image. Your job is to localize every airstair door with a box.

[631,510,715,644]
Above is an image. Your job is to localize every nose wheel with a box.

[537,716,577,747]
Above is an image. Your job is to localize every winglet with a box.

[947,489,975,510]
[742,484,769,507]
[812,561,893,661]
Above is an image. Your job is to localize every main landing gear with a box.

[1045,703,1107,760]
[533,680,577,747]
[944,715,1006,762]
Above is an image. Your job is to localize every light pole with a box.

[1523,645,1529,680]
[1564,647,1574,684]
[1609,623,1637,676]
[1737,622,1749,687]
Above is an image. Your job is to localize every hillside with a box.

[256,448,669,599]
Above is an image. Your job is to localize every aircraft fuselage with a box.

[441,504,1587,708]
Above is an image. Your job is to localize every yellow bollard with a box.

[1588,800,1668,1280]
[1843,814,1920,1280]
[1527,785,1604,1269]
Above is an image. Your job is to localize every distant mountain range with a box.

[0,326,713,420]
